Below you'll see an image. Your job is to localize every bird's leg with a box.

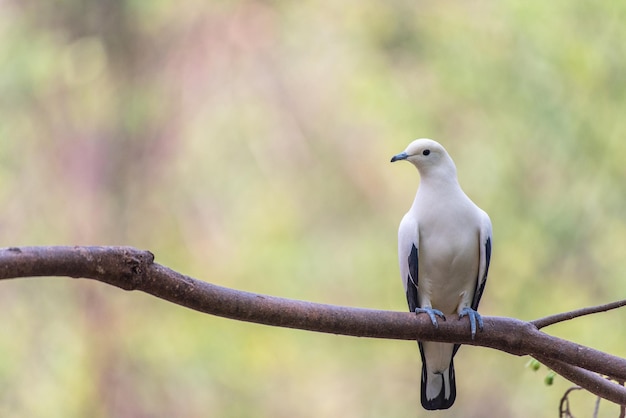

[458,307,484,339]
[414,307,446,328]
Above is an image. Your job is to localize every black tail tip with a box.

[421,396,455,410]
[420,360,457,410]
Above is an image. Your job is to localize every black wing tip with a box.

[471,235,492,311]
[408,244,418,287]
[406,243,419,312]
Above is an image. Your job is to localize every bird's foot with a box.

[414,307,446,329]
[459,307,484,340]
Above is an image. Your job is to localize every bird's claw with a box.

[415,307,446,328]
[459,307,483,340]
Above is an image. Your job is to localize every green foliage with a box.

[1,1,626,416]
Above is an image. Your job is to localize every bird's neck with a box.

[410,155,464,203]
[412,172,464,204]
[417,160,461,191]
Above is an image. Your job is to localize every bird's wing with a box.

[398,212,419,312]
[471,210,493,310]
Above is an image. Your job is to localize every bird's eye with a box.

[423,149,430,156]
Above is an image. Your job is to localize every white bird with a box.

[391,139,492,410]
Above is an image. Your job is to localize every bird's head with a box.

[391,138,447,165]
[391,138,457,179]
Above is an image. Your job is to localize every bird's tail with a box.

[420,357,456,410]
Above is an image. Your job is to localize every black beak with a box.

[390,152,408,163]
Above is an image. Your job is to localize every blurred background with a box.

[1,1,626,417]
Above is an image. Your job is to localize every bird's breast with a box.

[416,209,480,313]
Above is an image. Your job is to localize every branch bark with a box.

[1,246,625,405]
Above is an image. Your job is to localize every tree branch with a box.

[532,299,626,329]
[537,355,626,406]
[1,246,625,405]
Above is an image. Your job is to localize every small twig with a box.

[593,394,601,418]
[559,385,582,418]
[532,299,626,329]
[617,380,626,418]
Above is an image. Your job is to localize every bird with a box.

[390,138,492,410]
